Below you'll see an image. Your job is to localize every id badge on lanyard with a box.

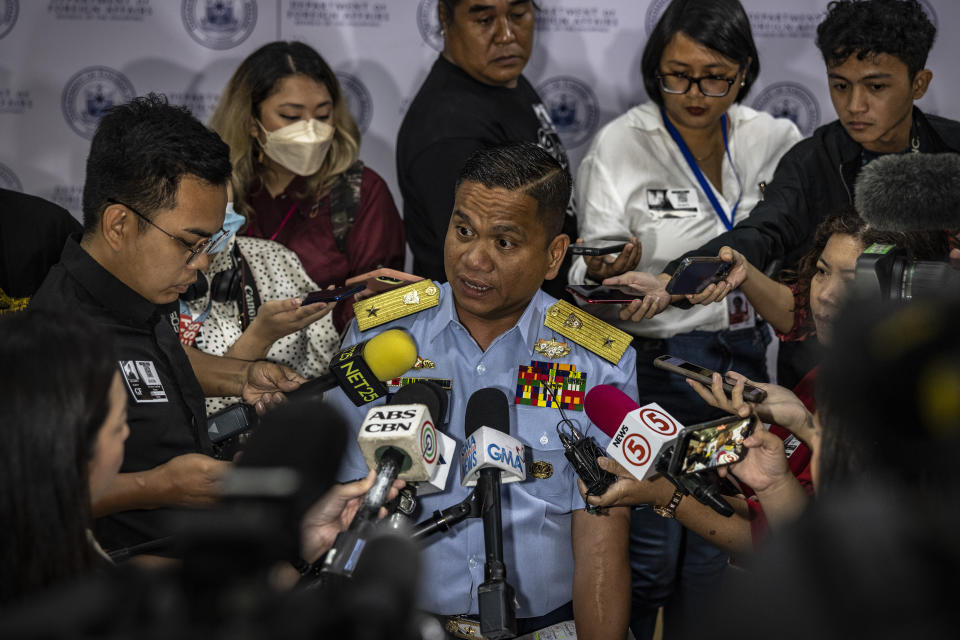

[661,109,742,231]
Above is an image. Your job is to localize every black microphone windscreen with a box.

[856,152,960,231]
[390,381,443,425]
[235,398,348,510]
[465,387,510,438]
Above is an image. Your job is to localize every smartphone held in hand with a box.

[665,257,732,295]
[653,354,767,403]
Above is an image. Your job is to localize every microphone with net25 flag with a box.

[289,328,418,406]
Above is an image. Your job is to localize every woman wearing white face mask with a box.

[210,41,405,333]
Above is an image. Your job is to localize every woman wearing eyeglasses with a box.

[567,1,801,639]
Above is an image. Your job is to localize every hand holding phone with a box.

[665,257,732,295]
[653,355,767,403]
[668,415,754,476]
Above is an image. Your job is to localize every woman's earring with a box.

[740,80,746,87]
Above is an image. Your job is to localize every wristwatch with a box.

[653,489,685,518]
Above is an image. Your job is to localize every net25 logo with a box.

[182,0,257,50]
[61,67,136,139]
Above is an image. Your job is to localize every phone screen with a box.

[678,416,753,475]
[666,258,732,295]
[567,284,644,303]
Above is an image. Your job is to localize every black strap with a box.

[329,161,364,253]
[233,243,261,331]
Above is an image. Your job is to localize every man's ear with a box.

[913,69,932,100]
[100,203,133,253]
[544,233,571,281]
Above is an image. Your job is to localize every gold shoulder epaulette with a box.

[354,280,440,331]
[543,299,631,365]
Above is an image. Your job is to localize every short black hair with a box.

[455,142,570,239]
[81,93,232,236]
[437,0,538,27]
[641,0,760,108]
[816,0,936,77]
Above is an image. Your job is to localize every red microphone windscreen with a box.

[584,384,639,439]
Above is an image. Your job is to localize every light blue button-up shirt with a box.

[332,283,638,617]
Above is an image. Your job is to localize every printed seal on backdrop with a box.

[0,0,18,39]
[336,71,373,134]
[182,0,257,51]
[644,0,670,37]
[0,162,22,192]
[536,76,599,149]
[918,0,938,30]
[752,82,820,137]
[417,0,443,52]
[61,67,136,140]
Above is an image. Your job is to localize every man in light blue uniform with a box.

[331,143,636,638]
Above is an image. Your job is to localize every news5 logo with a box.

[0,0,18,40]
[417,0,443,51]
[0,161,22,192]
[336,71,373,134]
[182,0,257,50]
[61,67,136,139]
[536,76,599,149]
[752,82,821,137]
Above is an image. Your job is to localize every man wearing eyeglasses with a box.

[31,94,306,557]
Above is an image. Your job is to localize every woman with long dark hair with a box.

[0,311,128,605]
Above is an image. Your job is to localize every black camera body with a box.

[207,403,258,460]
[854,243,960,301]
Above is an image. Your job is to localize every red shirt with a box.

[245,166,405,331]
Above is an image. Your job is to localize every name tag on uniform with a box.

[119,360,168,403]
[646,188,699,213]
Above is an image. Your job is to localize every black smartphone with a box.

[566,284,645,304]
[652,354,768,403]
[665,257,732,295]
[301,283,365,306]
[207,403,258,460]
[668,415,754,476]
[569,240,628,256]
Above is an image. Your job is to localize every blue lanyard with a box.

[661,108,742,231]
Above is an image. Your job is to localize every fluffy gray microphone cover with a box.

[855,152,960,231]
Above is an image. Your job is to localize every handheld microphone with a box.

[584,385,734,517]
[289,328,418,406]
[464,388,518,640]
[856,152,960,231]
[319,382,445,579]
[584,385,682,482]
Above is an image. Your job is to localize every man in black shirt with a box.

[31,94,305,553]
[397,0,579,300]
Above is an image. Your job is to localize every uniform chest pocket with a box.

[644,187,700,218]
[513,405,575,503]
